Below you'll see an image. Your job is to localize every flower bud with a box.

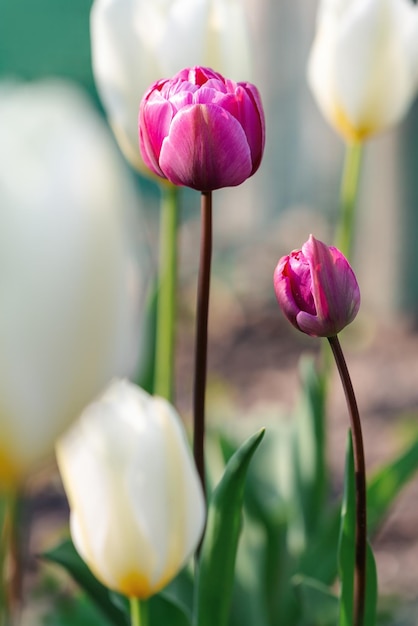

[308,0,418,142]
[138,66,265,191]
[56,380,205,599]
[90,0,253,172]
[273,235,360,337]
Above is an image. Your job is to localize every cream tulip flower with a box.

[90,0,252,170]
[0,80,146,487]
[308,0,418,142]
[56,380,205,599]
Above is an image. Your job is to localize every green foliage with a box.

[292,356,327,537]
[338,433,356,626]
[44,539,196,626]
[216,355,418,626]
[43,355,418,626]
[194,429,265,626]
[365,543,378,626]
[43,539,127,626]
[149,594,191,626]
[367,436,418,534]
[293,575,338,625]
[43,593,114,626]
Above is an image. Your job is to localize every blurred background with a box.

[2,0,418,623]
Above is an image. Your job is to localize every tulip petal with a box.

[236,84,266,172]
[200,84,265,173]
[139,95,174,177]
[273,256,301,329]
[159,103,252,190]
[303,235,360,335]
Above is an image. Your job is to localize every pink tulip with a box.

[273,235,360,337]
[138,66,265,191]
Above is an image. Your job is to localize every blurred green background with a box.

[0,0,95,98]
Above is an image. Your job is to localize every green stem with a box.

[0,490,22,626]
[130,598,148,626]
[328,336,367,626]
[335,142,363,261]
[193,191,212,499]
[154,185,179,402]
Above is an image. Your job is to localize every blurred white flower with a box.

[90,0,252,170]
[0,80,147,486]
[308,0,418,142]
[56,379,205,598]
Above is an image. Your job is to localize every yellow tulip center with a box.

[332,102,373,144]
[118,567,177,599]
[118,572,153,598]
[0,447,21,488]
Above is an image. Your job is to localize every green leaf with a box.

[293,575,338,626]
[194,429,265,626]
[228,516,270,626]
[367,435,418,534]
[338,433,356,626]
[43,593,111,626]
[293,357,327,538]
[149,593,191,626]
[42,538,127,626]
[162,566,195,619]
[298,504,341,586]
[364,542,377,626]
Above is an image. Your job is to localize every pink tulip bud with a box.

[273,235,360,337]
[138,66,265,191]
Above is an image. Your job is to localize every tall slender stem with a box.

[335,142,363,261]
[193,191,212,497]
[154,185,179,402]
[328,335,366,626]
[130,598,148,626]
[0,490,22,626]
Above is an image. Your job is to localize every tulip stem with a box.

[328,335,366,626]
[336,142,363,261]
[154,185,179,402]
[193,191,212,497]
[130,598,148,626]
[0,490,23,626]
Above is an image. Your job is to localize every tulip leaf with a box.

[367,434,418,534]
[194,428,265,626]
[297,502,341,585]
[42,538,128,626]
[293,575,338,625]
[338,432,356,626]
[43,593,113,626]
[364,542,377,626]
[149,593,191,626]
[337,431,378,626]
[293,356,327,538]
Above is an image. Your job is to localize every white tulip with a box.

[0,80,147,486]
[56,380,205,598]
[308,0,418,142]
[90,0,252,170]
